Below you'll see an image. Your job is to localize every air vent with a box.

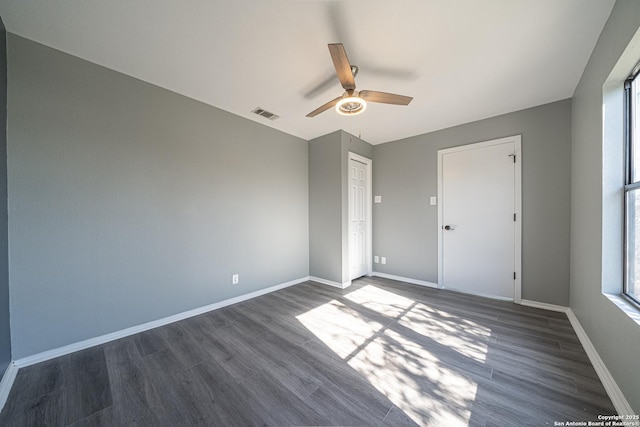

[251,107,280,121]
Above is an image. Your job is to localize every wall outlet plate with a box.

[232,274,239,284]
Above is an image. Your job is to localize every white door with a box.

[349,155,370,280]
[439,137,520,299]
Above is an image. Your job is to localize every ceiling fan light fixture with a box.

[336,96,367,116]
[306,43,412,118]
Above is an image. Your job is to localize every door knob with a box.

[444,225,455,230]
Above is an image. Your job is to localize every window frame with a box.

[623,63,640,306]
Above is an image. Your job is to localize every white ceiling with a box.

[0,0,615,144]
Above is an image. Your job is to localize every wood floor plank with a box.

[178,309,231,337]
[133,326,168,357]
[574,369,614,397]
[216,304,271,338]
[472,379,573,425]
[382,404,421,426]
[382,321,495,381]
[0,356,68,424]
[250,331,323,398]
[139,348,212,426]
[480,369,611,422]
[0,277,616,426]
[189,359,270,426]
[297,340,403,422]
[67,407,117,427]
[162,321,211,369]
[21,388,67,426]
[63,345,112,425]
[304,383,391,426]
[239,370,326,426]
[241,296,317,346]
[104,337,162,425]
[194,323,260,382]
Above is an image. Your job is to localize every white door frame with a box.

[348,152,373,279]
[437,135,522,302]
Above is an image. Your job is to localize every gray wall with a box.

[373,99,572,306]
[309,130,372,284]
[309,131,342,283]
[0,17,10,374]
[571,0,640,412]
[7,34,309,359]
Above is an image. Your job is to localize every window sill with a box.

[604,292,640,326]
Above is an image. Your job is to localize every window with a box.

[624,64,640,305]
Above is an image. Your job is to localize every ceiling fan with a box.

[306,43,413,118]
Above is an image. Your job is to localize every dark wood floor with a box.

[0,277,615,426]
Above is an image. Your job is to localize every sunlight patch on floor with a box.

[398,303,491,363]
[344,284,415,317]
[348,334,477,426]
[296,298,384,359]
[296,284,492,426]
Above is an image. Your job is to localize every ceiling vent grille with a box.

[251,107,280,121]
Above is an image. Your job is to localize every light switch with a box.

[374,256,379,263]
[374,196,382,203]
[430,196,437,206]
[381,257,387,264]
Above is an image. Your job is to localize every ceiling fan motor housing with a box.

[336,92,367,115]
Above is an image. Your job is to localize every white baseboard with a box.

[520,299,570,313]
[309,276,352,289]
[13,276,309,368]
[566,308,633,416]
[0,363,18,414]
[371,272,438,288]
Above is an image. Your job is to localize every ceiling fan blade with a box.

[359,90,413,105]
[328,43,356,91]
[306,95,343,117]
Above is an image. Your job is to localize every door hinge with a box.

[514,213,516,221]
[513,272,516,280]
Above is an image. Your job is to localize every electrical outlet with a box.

[232,274,239,284]
[374,255,379,263]
[381,257,387,264]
